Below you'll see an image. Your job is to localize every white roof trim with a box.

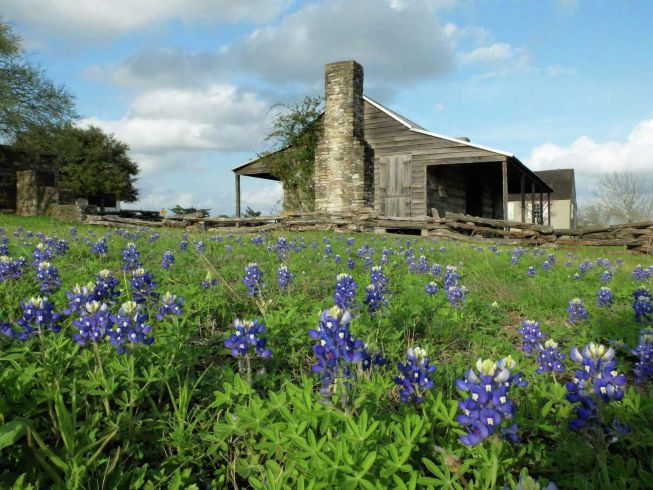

[363,94,514,158]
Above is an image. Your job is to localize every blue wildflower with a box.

[517,320,545,353]
[72,301,112,345]
[394,347,437,404]
[632,328,653,385]
[122,242,142,271]
[162,251,175,269]
[334,273,357,309]
[224,319,271,358]
[633,286,653,322]
[4,297,62,340]
[35,261,61,293]
[566,298,589,324]
[156,292,184,320]
[243,263,264,297]
[277,264,293,290]
[597,287,614,308]
[425,281,439,295]
[129,268,159,304]
[94,269,121,303]
[535,339,566,374]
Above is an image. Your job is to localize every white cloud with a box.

[219,0,454,93]
[241,182,283,212]
[82,83,272,160]
[460,42,521,64]
[526,118,653,198]
[0,0,289,40]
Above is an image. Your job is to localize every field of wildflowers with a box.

[1,215,652,489]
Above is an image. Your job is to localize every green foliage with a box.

[262,95,323,211]
[0,21,76,140]
[168,205,210,217]
[243,206,262,217]
[1,215,653,488]
[14,124,139,204]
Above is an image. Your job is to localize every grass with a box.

[0,214,652,489]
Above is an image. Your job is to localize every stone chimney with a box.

[314,60,373,214]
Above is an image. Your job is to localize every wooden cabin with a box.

[234,60,555,224]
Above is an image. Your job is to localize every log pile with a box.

[83,211,653,254]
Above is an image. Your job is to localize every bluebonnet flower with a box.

[91,237,108,256]
[597,287,614,308]
[536,339,566,374]
[194,241,205,253]
[309,306,370,396]
[456,357,525,446]
[72,301,112,345]
[364,283,387,315]
[32,243,54,263]
[334,273,358,309]
[444,266,460,288]
[633,286,653,322]
[109,301,153,353]
[224,319,271,358]
[394,347,437,403]
[0,236,9,255]
[178,239,189,251]
[156,292,184,320]
[417,256,429,274]
[325,245,333,256]
[632,264,651,281]
[94,269,121,303]
[446,285,467,308]
[343,257,353,270]
[225,244,232,253]
[149,233,160,243]
[566,343,626,430]
[122,242,142,271]
[431,263,442,276]
[517,320,545,354]
[425,281,439,295]
[35,261,61,293]
[334,254,342,264]
[572,273,581,281]
[0,256,25,281]
[277,264,293,290]
[274,237,291,260]
[632,328,653,385]
[200,271,218,290]
[566,298,589,324]
[527,266,537,277]
[63,282,96,315]
[162,251,175,269]
[579,259,593,274]
[565,260,572,267]
[243,263,264,297]
[4,297,62,340]
[369,266,388,288]
[129,268,159,304]
[54,239,68,256]
[601,270,612,283]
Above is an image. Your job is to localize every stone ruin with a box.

[0,145,90,221]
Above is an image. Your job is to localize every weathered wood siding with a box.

[364,101,506,217]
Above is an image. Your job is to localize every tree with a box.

[0,21,75,140]
[262,95,323,211]
[15,124,140,208]
[243,206,261,217]
[580,171,653,225]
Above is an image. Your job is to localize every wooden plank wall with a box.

[364,101,506,217]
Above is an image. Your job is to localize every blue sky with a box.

[3,0,652,213]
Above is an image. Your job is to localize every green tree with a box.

[0,21,75,140]
[243,206,261,217]
[262,95,322,211]
[15,124,140,208]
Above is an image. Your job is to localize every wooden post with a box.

[520,172,526,223]
[530,180,535,224]
[235,174,241,219]
[539,189,544,225]
[501,161,508,230]
[547,192,551,226]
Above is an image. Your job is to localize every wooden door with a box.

[379,154,412,217]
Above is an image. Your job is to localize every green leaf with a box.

[0,419,27,451]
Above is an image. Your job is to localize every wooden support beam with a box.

[520,172,526,223]
[235,174,241,219]
[547,192,551,226]
[501,161,508,225]
[531,180,535,224]
[539,189,544,225]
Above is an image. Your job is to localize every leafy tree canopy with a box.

[168,205,209,217]
[262,95,323,212]
[0,21,76,140]
[243,206,261,217]
[15,124,140,204]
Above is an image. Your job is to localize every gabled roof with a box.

[362,95,514,158]
[534,169,575,200]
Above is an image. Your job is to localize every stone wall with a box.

[15,170,59,216]
[314,60,374,214]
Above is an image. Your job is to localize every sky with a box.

[3,0,652,214]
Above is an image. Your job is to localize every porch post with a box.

[520,172,526,223]
[501,161,508,226]
[235,174,241,218]
[547,192,551,226]
[539,189,544,225]
[531,180,536,224]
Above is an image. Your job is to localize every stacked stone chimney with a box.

[314,60,373,214]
